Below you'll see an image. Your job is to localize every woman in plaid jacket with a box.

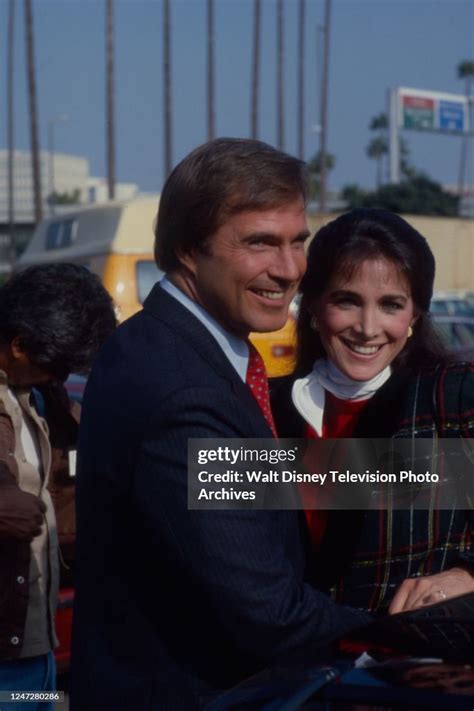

[273,208,474,614]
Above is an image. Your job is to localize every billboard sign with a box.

[398,87,470,135]
[439,101,465,132]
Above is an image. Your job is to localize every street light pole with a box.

[388,88,400,184]
[48,121,54,212]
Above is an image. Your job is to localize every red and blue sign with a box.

[439,100,466,132]
[399,88,470,135]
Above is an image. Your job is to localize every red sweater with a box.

[304,392,369,548]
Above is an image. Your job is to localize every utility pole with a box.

[106,0,116,200]
[276,0,284,150]
[319,0,331,214]
[297,0,305,159]
[250,0,261,139]
[24,0,42,225]
[207,0,215,141]
[7,0,15,267]
[163,0,172,178]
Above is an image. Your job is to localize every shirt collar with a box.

[291,358,391,437]
[160,276,249,382]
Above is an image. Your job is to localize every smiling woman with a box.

[312,257,416,382]
[272,208,474,616]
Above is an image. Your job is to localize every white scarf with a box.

[291,359,391,436]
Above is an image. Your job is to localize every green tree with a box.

[308,150,335,201]
[341,183,368,209]
[366,112,412,187]
[342,173,458,217]
[366,113,387,188]
[47,189,81,206]
[366,136,387,189]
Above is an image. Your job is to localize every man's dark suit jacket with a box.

[70,284,369,710]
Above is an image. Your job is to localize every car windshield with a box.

[431,298,474,316]
[435,321,474,348]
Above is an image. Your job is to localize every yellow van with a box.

[18,198,296,376]
[17,198,161,322]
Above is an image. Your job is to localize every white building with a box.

[86,177,138,204]
[0,149,139,224]
[0,149,139,272]
[0,150,89,223]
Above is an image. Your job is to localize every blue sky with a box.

[2,0,473,193]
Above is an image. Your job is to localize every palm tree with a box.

[297,0,305,159]
[366,136,387,189]
[457,60,474,204]
[369,112,388,133]
[250,0,261,139]
[367,112,413,185]
[24,0,42,224]
[106,0,116,200]
[307,149,335,201]
[318,0,332,213]
[7,0,16,267]
[163,0,172,178]
[207,0,215,140]
[276,0,284,150]
[367,113,388,188]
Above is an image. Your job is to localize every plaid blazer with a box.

[272,362,474,612]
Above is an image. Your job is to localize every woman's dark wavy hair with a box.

[296,208,448,375]
[0,263,117,379]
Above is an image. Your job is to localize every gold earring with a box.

[407,326,413,338]
[310,316,319,332]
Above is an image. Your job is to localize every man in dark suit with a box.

[71,138,369,710]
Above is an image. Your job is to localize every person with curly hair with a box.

[0,264,116,709]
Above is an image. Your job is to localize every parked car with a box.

[431,314,474,361]
[430,291,474,317]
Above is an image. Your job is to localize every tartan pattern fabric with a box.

[272,362,474,613]
[246,342,277,437]
[327,508,472,612]
[325,362,474,612]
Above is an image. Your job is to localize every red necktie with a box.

[246,342,277,437]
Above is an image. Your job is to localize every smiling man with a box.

[71,138,370,711]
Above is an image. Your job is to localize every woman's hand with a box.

[388,567,474,614]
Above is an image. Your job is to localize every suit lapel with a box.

[144,284,273,436]
[144,284,241,382]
